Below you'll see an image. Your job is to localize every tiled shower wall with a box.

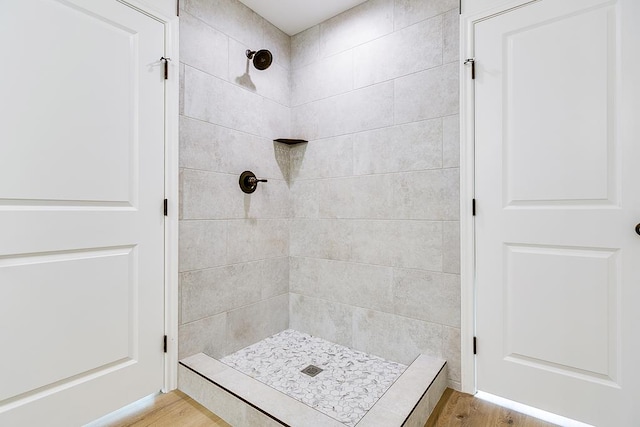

[288,0,462,389]
[178,0,292,360]
[178,0,462,389]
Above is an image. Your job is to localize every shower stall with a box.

[177,0,461,424]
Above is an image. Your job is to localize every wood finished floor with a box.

[101,388,556,426]
[100,390,230,427]
[425,388,555,427]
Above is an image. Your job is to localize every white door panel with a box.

[474,0,639,425]
[0,0,165,425]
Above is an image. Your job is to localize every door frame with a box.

[459,0,540,394]
[117,0,180,392]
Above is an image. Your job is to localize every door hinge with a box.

[472,198,476,216]
[464,58,475,79]
[177,0,180,16]
[164,199,168,216]
[160,57,171,80]
[473,336,477,355]
[163,335,168,353]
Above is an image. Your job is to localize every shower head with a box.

[246,49,273,70]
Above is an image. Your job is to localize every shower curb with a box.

[178,352,447,427]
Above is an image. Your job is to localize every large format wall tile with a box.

[393,268,460,327]
[442,221,460,273]
[290,257,393,312]
[181,170,241,219]
[352,119,443,175]
[291,50,353,106]
[394,0,458,30]
[311,175,396,219]
[289,219,352,260]
[443,326,461,382]
[393,168,460,220]
[263,96,292,139]
[351,220,442,270]
[178,0,462,377]
[290,136,353,181]
[179,0,293,364]
[180,12,229,80]
[183,0,263,48]
[263,21,291,70]
[179,312,227,359]
[292,81,394,140]
[179,220,227,272]
[291,26,320,70]
[443,9,459,64]
[319,0,394,57]
[289,293,354,348]
[227,219,289,263]
[443,114,460,168]
[181,169,290,220]
[289,180,321,218]
[395,62,459,124]
[183,66,263,136]
[291,102,320,141]
[352,308,443,365]
[226,294,289,355]
[181,257,289,323]
[354,15,443,88]
[179,117,287,180]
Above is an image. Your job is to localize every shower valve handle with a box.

[248,177,268,184]
[239,171,267,194]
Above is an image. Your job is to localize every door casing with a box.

[459,0,542,395]
[119,0,180,393]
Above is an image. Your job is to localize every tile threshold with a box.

[179,352,447,427]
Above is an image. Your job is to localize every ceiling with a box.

[237,0,369,36]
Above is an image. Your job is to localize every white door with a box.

[0,1,166,425]
[474,0,639,425]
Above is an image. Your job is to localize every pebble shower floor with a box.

[220,329,408,426]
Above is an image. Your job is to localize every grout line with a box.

[295,114,458,144]
[180,166,288,181]
[179,256,290,274]
[289,291,461,331]
[289,218,454,222]
[290,255,460,276]
[291,166,461,182]
[182,63,290,109]
[180,292,289,327]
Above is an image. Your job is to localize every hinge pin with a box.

[160,57,171,80]
[464,58,475,79]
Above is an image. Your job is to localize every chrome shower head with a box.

[246,49,273,70]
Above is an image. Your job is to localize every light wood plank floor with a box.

[99,390,230,427]
[101,388,555,426]
[426,388,556,427]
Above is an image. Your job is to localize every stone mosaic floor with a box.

[220,329,407,426]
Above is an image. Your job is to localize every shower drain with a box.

[301,365,323,377]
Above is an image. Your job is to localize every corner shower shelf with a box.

[273,138,308,145]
